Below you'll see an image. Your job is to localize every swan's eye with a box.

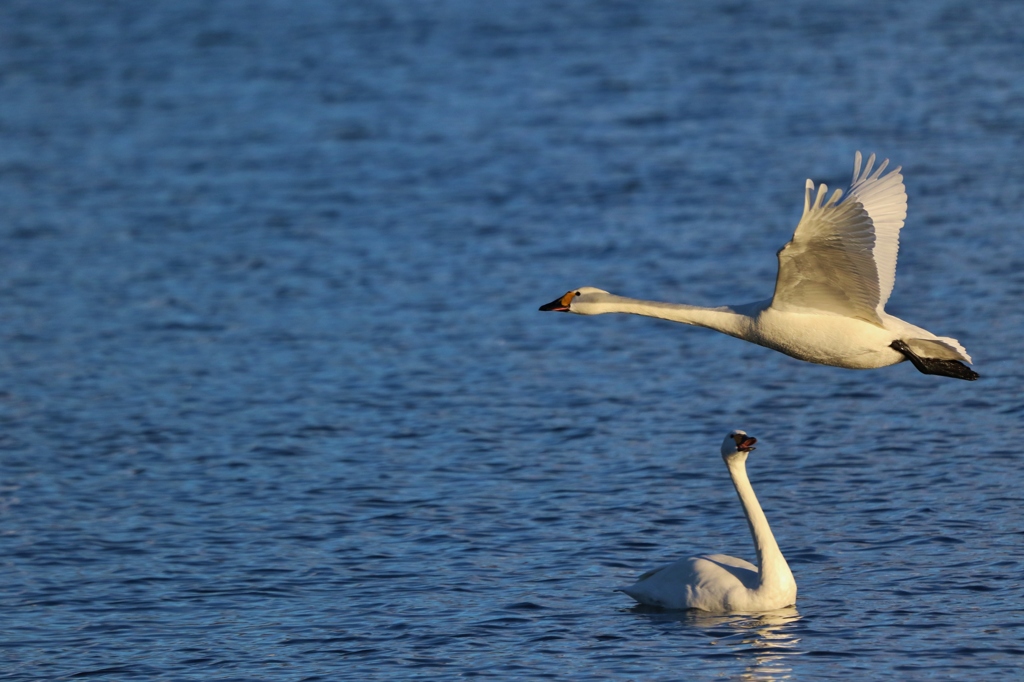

[575,291,581,297]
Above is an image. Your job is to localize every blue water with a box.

[1,1,1022,679]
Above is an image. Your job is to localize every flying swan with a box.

[540,153,977,380]
[620,431,796,612]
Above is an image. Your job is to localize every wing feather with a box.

[771,153,907,324]
[847,152,907,309]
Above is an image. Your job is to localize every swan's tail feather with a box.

[905,337,972,364]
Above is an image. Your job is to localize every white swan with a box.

[620,431,796,613]
[540,152,977,380]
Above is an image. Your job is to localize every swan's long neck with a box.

[726,458,793,593]
[581,295,753,339]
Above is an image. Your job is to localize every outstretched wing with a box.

[771,153,907,325]
[846,152,907,309]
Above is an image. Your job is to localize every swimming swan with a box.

[540,153,977,380]
[620,431,796,612]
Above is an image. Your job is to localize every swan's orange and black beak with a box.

[732,434,757,451]
[539,291,575,312]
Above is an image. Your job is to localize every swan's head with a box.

[722,430,757,460]
[538,287,610,315]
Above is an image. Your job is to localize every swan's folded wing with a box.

[772,178,884,325]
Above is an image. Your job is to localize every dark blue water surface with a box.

[1,1,1023,679]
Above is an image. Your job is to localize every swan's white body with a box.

[620,432,796,613]
[541,153,977,379]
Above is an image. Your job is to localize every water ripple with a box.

[1,0,1023,679]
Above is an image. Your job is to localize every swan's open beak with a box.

[539,291,574,312]
[733,434,757,451]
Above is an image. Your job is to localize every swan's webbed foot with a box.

[890,340,979,381]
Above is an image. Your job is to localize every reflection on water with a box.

[631,606,802,680]
[723,609,801,682]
